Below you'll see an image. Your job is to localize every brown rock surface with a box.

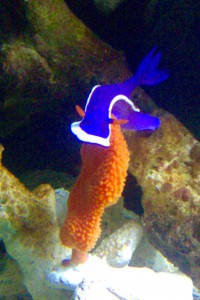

[1,0,199,291]
[0,144,57,249]
[124,110,200,287]
[0,0,131,139]
[0,144,72,299]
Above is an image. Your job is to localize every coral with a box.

[124,110,200,287]
[60,123,129,258]
[0,145,56,247]
[0,144,72,299]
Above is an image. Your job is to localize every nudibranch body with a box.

[72,47,169,146]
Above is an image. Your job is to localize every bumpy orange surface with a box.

[60,124,130,252]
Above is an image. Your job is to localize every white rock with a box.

[55,188,69,225]
[108,267,193,300]
[94,220,143,267]
[74,280,120,300]
[48,255,193,300]
[130,234,179,272]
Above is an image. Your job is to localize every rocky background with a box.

[0,0,199,298]
[66,0,200,136]
[0,0,199,177]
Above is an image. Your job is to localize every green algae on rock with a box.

[0,144,57,248]
[0,0,130,140]
[0,144,72,299]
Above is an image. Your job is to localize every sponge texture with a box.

[60,124,129,252]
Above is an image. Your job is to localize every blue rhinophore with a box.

[71,47,168,146]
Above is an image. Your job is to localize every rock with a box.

[0,145,72,299]
[74,279,119,300]
[94,219,143,267]
[55,188,70,226]
[0,255,32,299]
[0,144,195,299]
[124,110,200,288]
[19,169,75,191]
[63,0,200,140]
[130,234,179,273]
[93,0,126,13]
[0,0,131,140]
[2,42,52,90]
[48,255,193,300]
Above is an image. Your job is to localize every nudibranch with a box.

[60,47,168,266]
[71,47,169,147]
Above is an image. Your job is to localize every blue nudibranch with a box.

[71,47,169,146]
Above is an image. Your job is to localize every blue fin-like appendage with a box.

[125,47,169,86]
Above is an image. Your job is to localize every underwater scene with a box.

[0,0,199,299]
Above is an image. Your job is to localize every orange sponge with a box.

[60,123,129,256]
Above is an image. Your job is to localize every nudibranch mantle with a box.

[71,47,169,147]
[72,85,140,146]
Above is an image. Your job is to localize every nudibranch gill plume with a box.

[60,47,168,266]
